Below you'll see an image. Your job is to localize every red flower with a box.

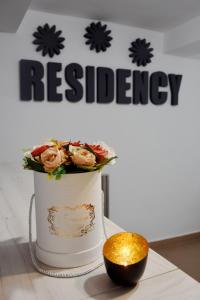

[69,141,81,147]
[86,144,108,162]
[31,145,50,156]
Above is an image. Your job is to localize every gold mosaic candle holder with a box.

[103,232,149,286]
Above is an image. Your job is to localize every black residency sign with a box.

[19,59,182,106]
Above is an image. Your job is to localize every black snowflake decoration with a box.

[84,21,112,53]
[129,38,154,66]
[33,23,65,58]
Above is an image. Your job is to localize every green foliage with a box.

[23,157,44,172]
[95,156,117,170]
[22,140,117,180]
[52,166,66,180]
[23,155,117,179]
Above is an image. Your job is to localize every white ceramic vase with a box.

[34,170,104,268]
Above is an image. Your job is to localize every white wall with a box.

[164,16,200,58]
[1,10,200,241]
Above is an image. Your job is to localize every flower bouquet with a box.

[23,139,117,268]
[23,139,117,179]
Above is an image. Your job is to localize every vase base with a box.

[35,240,103,268]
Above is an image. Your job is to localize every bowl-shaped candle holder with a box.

[103,232,149,286]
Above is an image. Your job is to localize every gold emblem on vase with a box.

[47,204,95,237]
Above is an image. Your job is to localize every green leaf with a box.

[23,157,44,172]
[52,165,66,176]
[95,156,117,170]
[55,174,62,180]
[63,144,69,151]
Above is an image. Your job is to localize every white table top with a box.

[0,162,200,300]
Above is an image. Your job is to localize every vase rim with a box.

[33,170,101,176]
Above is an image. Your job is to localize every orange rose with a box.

[71,149,96,166]
[40,147,65,172]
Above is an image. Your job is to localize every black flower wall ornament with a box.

[84,21,113,53]
[129,38,154,66]
[33,23,65,58]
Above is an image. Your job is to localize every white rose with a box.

[24,150,32,158]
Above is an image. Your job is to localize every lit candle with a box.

[103,232,149,286]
